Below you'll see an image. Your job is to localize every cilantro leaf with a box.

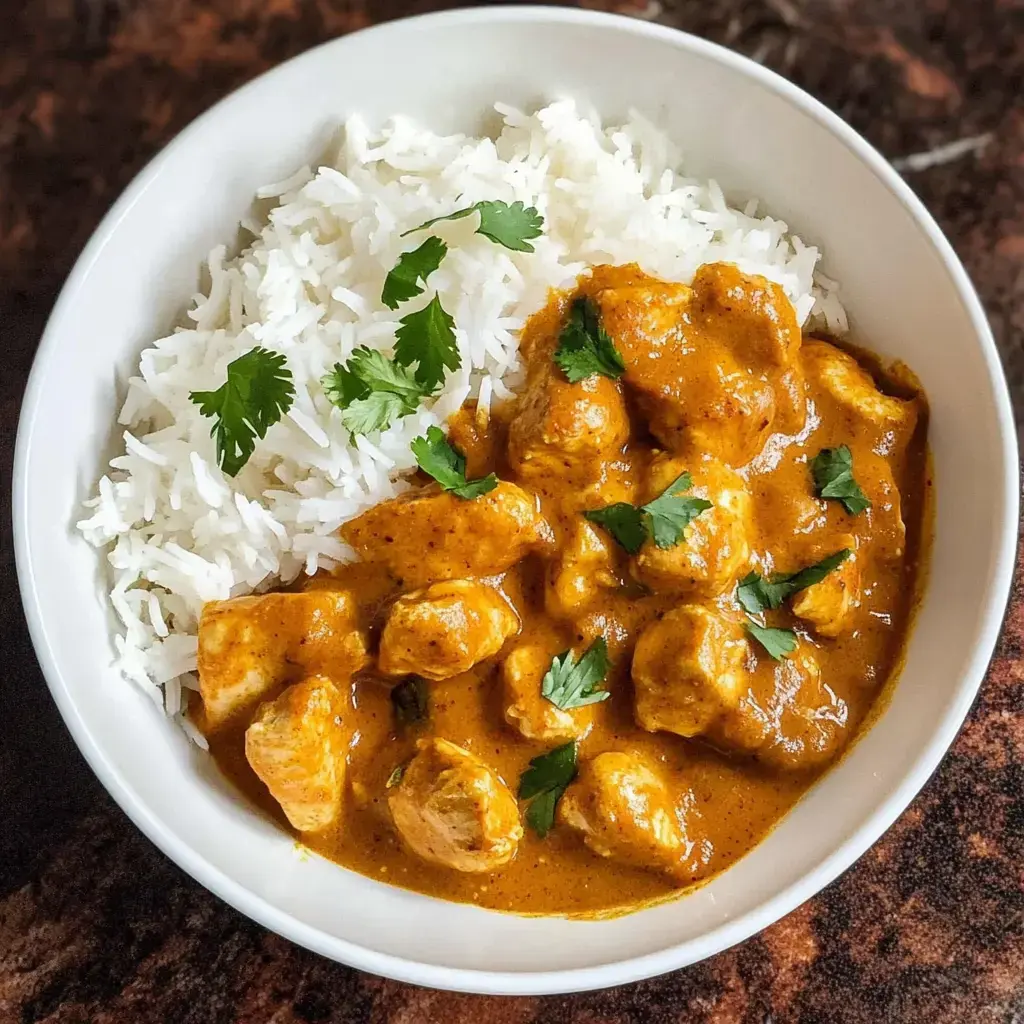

[190,346,294,477]
[322,361,369,408]
[391,677,429,727]
[386,763,407,789]
[322,346,429,436]
[394,294,460,392]
[553,297,626,383]
[583,503,647,555]
[381,236,448,310]
[541,638,612,710]
[340,392,412,435]
[584,471,711,554]
[410,425,498,500]
[474,201,545,252]
[642,473,713,549]
[518,741,578,838]
[811,446,872,516]
[737,571,790,616]
[745,620,798,660]
[736,549,852,616]
[345,347,424,399]
[402,200,545,253]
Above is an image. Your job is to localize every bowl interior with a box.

[15,7,1017,994]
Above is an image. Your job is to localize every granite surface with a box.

[1,0,1023,1020]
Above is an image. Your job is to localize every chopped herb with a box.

[642,473,714,549]
[745,620,798,661]
[811,445,871,516]
[518,741,578,838]
[553,297,626,383]
[190,346,295,477]
[393,294,460,392]
[322,346,430,436]
[736,549,853,616]
[385,763,407,789]
[322,361,369,408]
[583,503,648,555]
[337,393,411,436]
[541,638,612,711]
[381,236,448,310]
[584,471,712,554]
[403,200,544,253]
[391,677,429,727]
[410,425,498,500]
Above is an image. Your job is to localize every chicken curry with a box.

[195,261,930,916]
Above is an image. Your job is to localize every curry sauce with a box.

[200,262,930,916]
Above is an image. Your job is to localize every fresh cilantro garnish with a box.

[394,294,460,392]
[641,473,714,549]
[403,200,544,253]
[391,677,429,727]
[583,503,648,555]
[736,549,853,616]
[553,297,626,383]
[541,638,612,711]
[190,347,295,477]
[811,446,871,516]
[322,346,430,435]
[744,620,798,661]
[386,763,407,789]
[518,741,578,838]
[381,236,448,310]
[584,472,712,554]
[410,425,498,500]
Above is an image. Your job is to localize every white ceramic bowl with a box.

[14,5,1018,995]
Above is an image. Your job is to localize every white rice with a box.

[76,99,847,728]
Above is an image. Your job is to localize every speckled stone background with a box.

[1,1,1022,1021]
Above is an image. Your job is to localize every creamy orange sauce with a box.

[203,263,931,916]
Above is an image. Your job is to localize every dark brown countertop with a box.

[1,1,1022,1021]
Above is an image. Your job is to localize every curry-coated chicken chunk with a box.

[340,480,551,589]
[559,752,691,881]
[379,580,519,680]
[596,263,804,466]
[712,647,849,771]
[802,339,920,454]
[546,521,620,619]
[388,738,523,872]
[631,455,752,598]
[198,590,368,731]
[244,675,346,833]
[632,606,749,737]
[508,362,630,482]
[790,540,861,637]
[502,643,593,742]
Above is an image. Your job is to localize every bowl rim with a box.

[13,3,1020,996]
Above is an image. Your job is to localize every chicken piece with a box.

[546,522,620,619]
[388,738,523,872]
[446,403,499,480]
[632,606,749,738]
[712,647,849,771]
[864,460,908,563]
[631,455,753,598]
[791,540,861,637]
[198,590,368,731]
[559,752,690,881]
[379,580,520,681]
[801,339,920,455]
[508,361,630,482]
[244,675,346,833]
[340,481,551,589]
[502,643,593,742]
[596,263,804,466]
